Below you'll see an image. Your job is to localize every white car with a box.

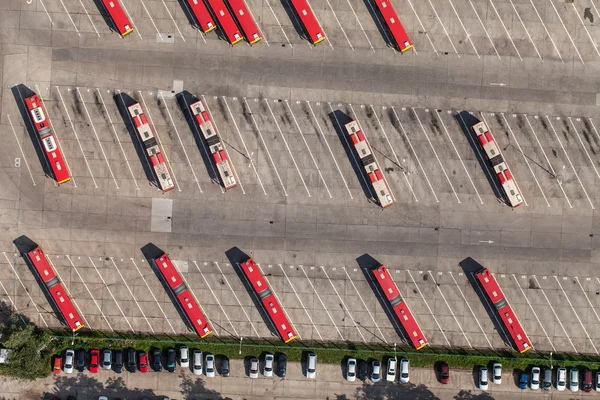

[371,361,381,383]
[479,367,489,390]
[264,353,274,377]
[346,358,356,382]
[596,371,600,392]
[492,363,502,385]
[306,353,317,379]
[557,367,567,391]
[192,350,203,376]
[531,367,540,390]
[570,368,579,392]
[205,354,215,378]
[399,359,409,384]
[179,346,189,368]
[64,349,74,374]
[249,357,259,379]
[386,358,397,382]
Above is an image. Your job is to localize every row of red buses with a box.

[185,0,217,33]
[371,0,412,52]
[371,264,428,349]
[289,0,325,44]
[189,99,238,189]
[23,245,84,332]
[226,0,262,44]
[24,94,71,185]
[239,257,297,343]
[101,0,134,37]
[206,0,244,44]
[153,252,213,338]
[127,103,175,192]
[344,120,394,208]
[475,268,532,353]
[471,121,524,207]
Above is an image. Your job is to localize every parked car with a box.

[596,371,600,392]
[557,367,567,391]
[205,354,215,378]
[306,353,317,379]
[277,354,287,378]
[439,361,449,384]
[114,350,123,374]
[359,360,368,381]
[249,357,259,379]
[166,348,176,373]
[386,358,396,382]
[399,359,410,384]
[492,363,502,385]
[584,369,593,393]
[179,346,189,368]
[371,361,381,383]
[152,349,162,372]
[543,368,552,391]
[570,368,579,392]
[479,367,489,390]
[264,353,274,377]
[76,349,85,372]
[221,356,230,377]
[138,351,149,373]
[64,349,74,374]
[519,372,528,389]
[89,350,99,373]
[127,348,137,373]
[102,350,112,370]
[192,350,202,376]
[531,367,540,390]
[53,355,62,375]
[346,358,357,382]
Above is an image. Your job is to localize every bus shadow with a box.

[359,0,396,51]
[90,0,118,35]
[277,0,308,43]
[11,84,54,179]
[176,0,201,30]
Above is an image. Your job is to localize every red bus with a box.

[475,268,532,353]
[24,94,71,184]
[289,0,325,45]
[225,0,261,44]
[23,245,84,332]
[372,0,412,52]
[206,0,243,44]
[371,264,428,349]
[185,0,216,33]
[471,121,524,207]
[344,120,394,208]
[127,103,175,192]
[239,257,296,343]
[189,99,237,189]
[101,0,134,36]
[154,252,213,338]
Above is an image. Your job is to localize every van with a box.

[399,359,410,384]
[543,368,552,391]
[306,353,317,379]
[583,369,593,392]
[193,350,203,376]
[569,368,579,392]
[479,367,489,390]
[557,367,567,391]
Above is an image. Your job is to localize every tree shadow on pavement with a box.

[336,382,440,400]
[454,390,495,399]
[40,374,156,400]
[179,370,232,400]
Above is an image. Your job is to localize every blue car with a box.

[519,372,528,389]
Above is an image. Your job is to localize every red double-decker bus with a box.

[239,257,296,343]
[189,99,237,189]
[289,0,325,44]
[23,245,84,332]
[225,0,261,44]
[24,94,71,184]
[101,0,134,36]
[185,0,216,33]
[371,264,428,349]
[206,0,243,44]
[153,252,213,338]
[475,268,532,353]
[372,0,412,52]
[127,103,175,192]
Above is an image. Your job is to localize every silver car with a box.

[249,357,259,379]
[102,350,112,370]
[179,346,189,368]
[205,354,215,378]
[371,361,381,383]
[492,363,502,385]
[346,358,357,382]
[64,349,74,374]
[264,353,274,377]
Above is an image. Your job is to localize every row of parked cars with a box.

[53,347,230,377]
[478,365,600,392]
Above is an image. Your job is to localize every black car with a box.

[127,348,137,373]
[76,349,85,372]
[166,348,176,373]
[221,356,230,377]
[278,354,287,378]
[152,349,162,372]
[114,350,123,373]
[359,360,368,381]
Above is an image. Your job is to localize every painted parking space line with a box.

[264,0,293,47]
[325,0,353,50]
[405,0,436,54]
[576,277,600,343]
[487,0,522,60]
[568,117,600,180]
[467,0,499,59]
[57,0,81,36]
[548,0,583,64]
[7,114,36,186]
[76,0,100,37]
[2,252,49,328]
[425,0,458,56]
[37,0,54,26]
[528,0,562,62]
[161,0,186,41]
[47,257,92,330]
[0,279,18,313]
[139,0,163,40]
[507,0,541,60]
[447,0,479,58]
[119,0,142,39]
[571,3,600,58]
[342,0,373,51]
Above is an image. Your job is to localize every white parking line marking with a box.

[37,0,54,26]
[2,252,49,328]
[159,92,203,192]
[524,115,567,207]
[568,117,600,180]
[245,6,269,47]
[96,89,140,190]
[55,86,98,188]
[488,0,522,60]
[447,0,479,58]
[138,91,182,191]
[320,266,366,343]
[507,0,541,60]
[340,0,373,51]
[286,100,331,198]
[428,271,471,348]
[212,262,259,337]
[278,264,323,341]
[77,0,100,37]
[467,0,499,59]
[89,257,135,332]
[548,0,583,64]
[413,108,460,203]
[265,0,293,47]
[66,255,114,332]
[364,0,393,52]
[325,1,351,50]
[370,105,417,202]
[589,118,600,150]
[161,0,185,41]
[391,107,438,202]
[7,115,36,186]
[193,262,239,337]
[448,272,491,348]
[33,85,77,187]
[342,267,387,344]
[222,96,266,195]
[426,0,459,56]
[130,258,177,334]
[46,257,91,330]
[528,0,562,62]
[57,0,81,36]
[578,277,600,344]
[299,265,344,341]
[572,3,600,58]
[140,0,163,40]
[118,0,142,39]
[512,274,555,352]
[307,101,352,199]
[404,0,436,54]
[0,280,18,313]
[546,116,594,208]
[554,276,597,354]
[76,88,119,189]
[243,98,288,196]
[264,99,310,196]
[407,270,450,346]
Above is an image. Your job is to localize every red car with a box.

[89,349,99,373]
[439,362,449,384]
[138,351,149,373]
[53,355,62,374]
